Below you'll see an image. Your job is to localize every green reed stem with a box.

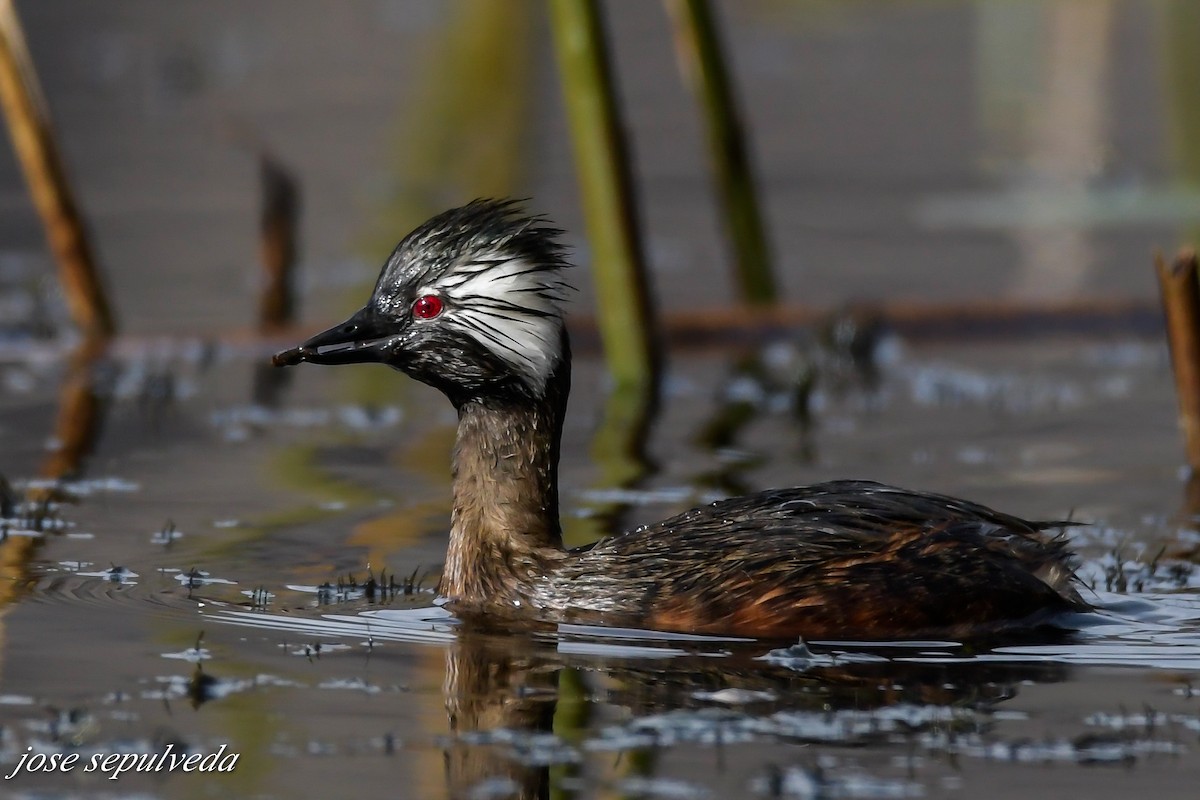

[664,0,776,305]
[548,0,658,392]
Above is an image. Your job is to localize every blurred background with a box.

[2,0,1191,335]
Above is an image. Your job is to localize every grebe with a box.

[273,199,1087,639]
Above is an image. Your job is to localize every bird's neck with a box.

[440,358,570,605]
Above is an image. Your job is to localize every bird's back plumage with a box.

[540,480,1086,638]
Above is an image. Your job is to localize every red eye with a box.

[412,294,444,319]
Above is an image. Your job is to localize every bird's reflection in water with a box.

[443,629,559,799]
[438,623,1075,799]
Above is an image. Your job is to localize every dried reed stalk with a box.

[0,0,114,338]
[1156,249,1200,469]
[258,155,299,332]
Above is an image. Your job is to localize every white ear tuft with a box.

[434,254,568,392]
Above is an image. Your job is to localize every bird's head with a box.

[274,199,572,406]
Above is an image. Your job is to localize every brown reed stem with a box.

[258,155,300,332]
[1156,249,1200,470]
[39,339,105,483]
[0,1,114,339]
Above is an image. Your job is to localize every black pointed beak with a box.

[272,307,399,367]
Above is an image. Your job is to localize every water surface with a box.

[0,332,1197,798]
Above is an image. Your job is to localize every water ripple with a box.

[204,589,1200,670]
